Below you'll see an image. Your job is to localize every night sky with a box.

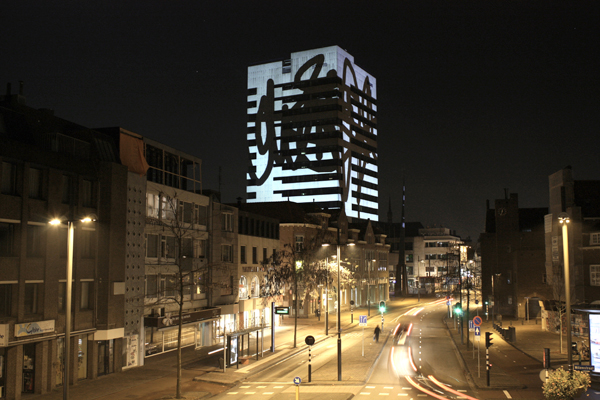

[3,1,599,241]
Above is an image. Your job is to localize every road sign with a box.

[359,315,367,326]
[473,316,482,326]
[294,376,301,385]
[305,335,315,346]
[469,320,474,330]
[446,300,451,306]
[574,365,595,372]
[275,307,290,315]
[475,326,481,340]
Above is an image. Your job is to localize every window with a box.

[239,276,248,299]
[195,205,207,225]
[405,254,413,262]
[146,193,159,218]
[0,284,12,317]
[407,267,414,276]
[80,281,92,310]
[29,168,43,199]
[0,222,16,256]
[81,179,93,207]
[80,229,96,258]
[27,225,43,257]
[24,283,43,314]
[181,237,193,258]
[146,275,158,297]
[146,234,159,258]
[1,162,17,195]
[161,196,175,220]
[161,236,176,259]
[221,244,233,262]
[591,233,600,246]
[263,248,267,263]
[62,175,73,204]
[591,265,600,286]
[161,276,177,297]
[295,235,304,252]
[251,276,260,298]
[240,246,247,264]
[252,247,257,264]
[179,201,193,224]
[222,212,233,232]
[194,239,206,258]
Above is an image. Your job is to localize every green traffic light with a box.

[379,306,385,313]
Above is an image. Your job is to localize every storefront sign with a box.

[14,320,55,337]
[144,307,221,329]
[0,324,9,346]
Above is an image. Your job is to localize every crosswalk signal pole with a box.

[308,345,312,382]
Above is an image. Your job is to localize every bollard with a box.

[351,314,353,323]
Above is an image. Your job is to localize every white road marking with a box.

[245,392,256,395]
[379,393,390,396]
[257,386,267,388]
[397,394,408,397]
[367,386,376,388]
[359,392,370,395]
[457,389,467,392]
[384,386,394,389]
[240,386,250,388]
[263,393,274,395]
[401,387,412,390]
[227,393,238,395]
[503,390,512,399]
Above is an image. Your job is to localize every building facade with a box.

[246,45,378,221]
[481,193,550,319]
[0,92,126,399]
[545,166,600,305]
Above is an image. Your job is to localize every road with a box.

[213,298,485,400]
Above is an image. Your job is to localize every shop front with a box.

[143,307,221,357]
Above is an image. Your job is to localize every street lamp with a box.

[322,237,354,382]
[559,212,573,372]
[49,215,97,400]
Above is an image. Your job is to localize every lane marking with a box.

[379,393,390,396]
[240,386,250,388]
[398,394,408,397]
[384,386,394,389]
[359,392,371,395]
[245,392,256,395]
[227,393,238,395]
[367,386,376,388]
[503,390,512,399]
[257,386,267,388]
[263,393,274,395]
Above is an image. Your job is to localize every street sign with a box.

[574,365,595,372]
[446,301,451,306]
[473,316,482,326]
[294,376,301,385]
[475,326,481,340]
[305,335,315,346]
[469,320,474,330]
[275,307,290,315]
[359,315,368,326]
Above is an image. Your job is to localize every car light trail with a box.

[411,307,424,316]
[406,323,413,336]
[405,376,449,400]
[408,346,417,372]
[393,323,402,336]
[428,375,479,400]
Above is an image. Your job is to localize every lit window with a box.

[591,265,600,287]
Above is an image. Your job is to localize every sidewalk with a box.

[445,306,598,399]
[28,298,422,400]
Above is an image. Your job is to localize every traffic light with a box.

[379,301,386,313]
[486,332,493,348]
[453,302,462,316]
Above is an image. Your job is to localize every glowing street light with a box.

[49,215,97,400]
[558,212,573,372]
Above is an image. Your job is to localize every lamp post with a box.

[50,215,96,400]
[323,235,354,382]
[559,212,572,372]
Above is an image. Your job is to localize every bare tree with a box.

[145,191,226,399]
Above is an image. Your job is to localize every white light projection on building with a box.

[246,46,378,221]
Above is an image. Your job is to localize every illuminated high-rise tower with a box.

[246,45,378,221]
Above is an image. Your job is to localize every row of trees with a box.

[145,192,355,398]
